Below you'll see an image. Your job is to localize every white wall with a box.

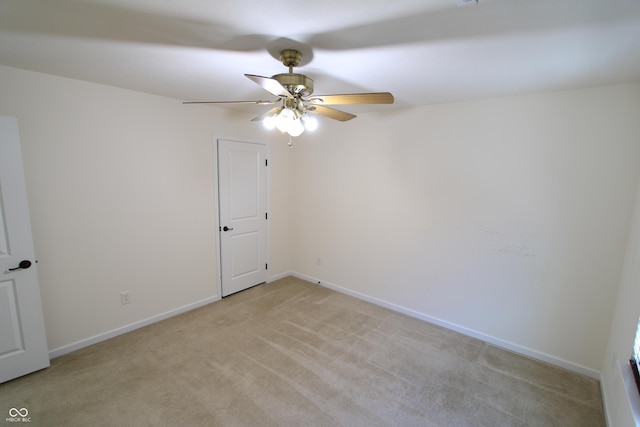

[292,83,640,375]
[2,62,640,395]
[0,65,294,353]
[601,175,640,427]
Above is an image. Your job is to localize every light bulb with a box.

[276,108,295,132]
[302,114,318,131]
[263,114,276,130]
[288,118,304,137]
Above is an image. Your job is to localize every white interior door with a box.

[218,139,268,297]
[0,117,49,383]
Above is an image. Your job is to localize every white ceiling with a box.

[1,0,640,115]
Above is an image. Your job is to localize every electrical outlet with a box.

[316,257,322,266]
[120,291,132,305]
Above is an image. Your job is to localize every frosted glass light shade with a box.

[288,118,304,136]
[302,114,318,131]
[263,114,277,130]
[276,108,295,132]
[264,107,316,137]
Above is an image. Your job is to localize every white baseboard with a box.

[291,272,601,380]
[48,272,297,360]
[48,272,601,380]
[268,271,294,282]
[48,295,220,359]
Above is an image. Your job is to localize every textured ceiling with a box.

[1,0,639,115]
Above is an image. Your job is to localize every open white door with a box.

[0,117,50,383]
[218,139,268,297]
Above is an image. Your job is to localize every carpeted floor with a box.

[1,276,605,426]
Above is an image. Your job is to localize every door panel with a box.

[0,280,24,355]
[229,152,259,219]
[218,139,267,297]
[231,231,260,278]
[0,116,49,383]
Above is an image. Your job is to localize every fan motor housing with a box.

[272,73,314,97]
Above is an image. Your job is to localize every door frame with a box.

[212,136,269,298]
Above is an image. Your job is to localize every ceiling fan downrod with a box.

[280,49,302,73]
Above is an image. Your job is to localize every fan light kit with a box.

[184,49,394,138]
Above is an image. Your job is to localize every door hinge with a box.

[265,212,268,220]
[265,263,268,270]
[265,159,268,166]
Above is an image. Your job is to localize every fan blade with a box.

[308,105,357,122]
[182,100,278,105]
[245,74,293,99]
[309,92,394,105]
[250,107,281,122]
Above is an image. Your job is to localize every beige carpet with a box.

[1,276,604,426]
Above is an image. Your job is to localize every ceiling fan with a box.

[183,49,394,137]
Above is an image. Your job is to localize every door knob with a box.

[222,226,234,231]
[8,260,32,271]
